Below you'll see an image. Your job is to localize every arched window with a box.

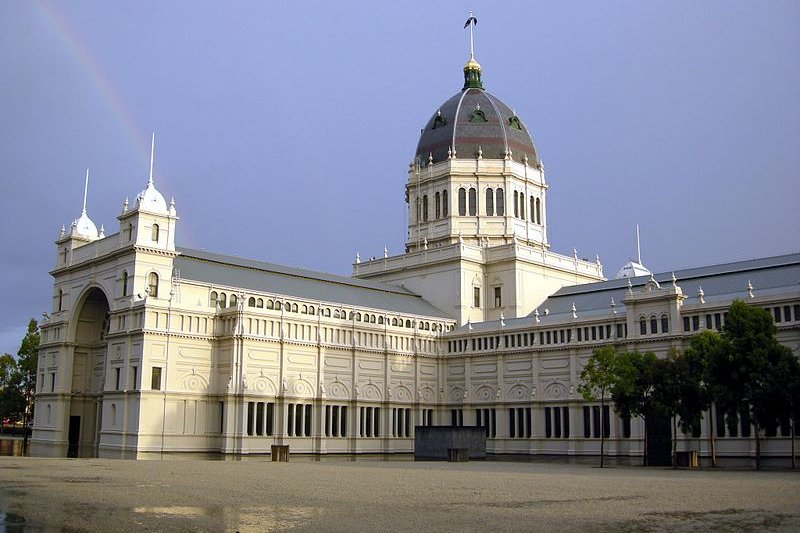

[274,301,281,311]
[370,314,376,324]
[486,188,494,216]
[639,317,647,335]
[210,291,218,308]
[496,188,505,216]
[302,305,308,314]
[309,306,315,315]
[520,194,525,220]
[57,288,63,312]
[422,195,428,222]
[435,192,441,219]
[152,223,160,242]
[405,319,411,328]
[378,316,384,325]
[530,196,535,222]
[126,223,133,241]
[248,297,256,307]
[661,315,669,333]
[392,318,398,326]
[334,310,341,319]
[291,303,298,313]
[229,294,238,308]
[458,188,466,216]
[219,292,227,308]
[650,316,658,335]
[147,272,159,298]
[257,298,263,308]
[535,197,541,224]
[468,188,477,216]
[324,308,330,317]
[513,191,519,217]
[121,271,129,297]
[267,300,274,310]
[442,189,449,216]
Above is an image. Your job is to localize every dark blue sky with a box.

[1,1,798,355]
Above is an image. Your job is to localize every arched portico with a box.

[65,286,111,457]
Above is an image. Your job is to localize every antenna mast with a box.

[636,225,642,264]
[148,132,155,185]
[82,168,89,214]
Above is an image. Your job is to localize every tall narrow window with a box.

[520,195,525,220]
[152,223,160,242]
[57,289,63,312]
[485,188,494,216]
[494,287,502,308]
[210,291,218,308]
[468,188,477,216]
[661,315,669,333]
[639,317,647,335]
[126,223,133,241]
[121,271,129,297]
[513,191,519,217]
[535,198,541,224]
[458,188,466,216]
[219,292,227,308]
[473,287,480,308]
[435,192,441,219]
[151,367,162,390]
[230,294,238,308]
[422,195,428,222]
[496,189,504,216]
[148,272,159,298]
[442,190,449,216]
[530,196,535,222]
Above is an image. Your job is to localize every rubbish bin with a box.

[271,445,289,462]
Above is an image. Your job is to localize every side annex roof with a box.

[173,247,450,319]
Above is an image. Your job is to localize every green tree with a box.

[687,330,727,467]
[611,350,657,465]
[578,345,633,468]
[0,320,39,436]
[712,300,794,469]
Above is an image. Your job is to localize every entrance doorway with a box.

[646,414,672,466]
[68,287,110,457]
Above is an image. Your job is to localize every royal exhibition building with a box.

[30,48,799,465]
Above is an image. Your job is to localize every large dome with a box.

[415,60,539,166]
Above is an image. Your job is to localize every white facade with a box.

[32,56,800,464]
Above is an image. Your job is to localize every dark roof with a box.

[457,253,800,332]
[415,88,538,165]
[173,247,450,318]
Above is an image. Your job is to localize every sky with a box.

[0,1,798,357]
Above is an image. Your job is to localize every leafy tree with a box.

[579,345,633,467]
[687,330,727,467]
[712,300,794,469]
[611,350,657,465]
[0,320,39,436]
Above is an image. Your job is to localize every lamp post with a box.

[22,371,33,453]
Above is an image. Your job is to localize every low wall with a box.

[414,426,486,460]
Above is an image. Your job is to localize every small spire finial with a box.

[636,224,642,264]
[148,132,155,186]
[465,11,478,59]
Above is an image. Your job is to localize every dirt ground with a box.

[0,456,798,532]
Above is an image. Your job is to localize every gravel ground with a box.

[0,457,798,532]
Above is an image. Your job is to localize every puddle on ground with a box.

[132,504,321,532]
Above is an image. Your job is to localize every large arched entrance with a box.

[67,287,110,457]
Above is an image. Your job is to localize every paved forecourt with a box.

[0,457,798,532]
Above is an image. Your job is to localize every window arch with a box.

[378,316,384,325]
[513,191,519,217]
[210,291,218,308]
[121,271,129,297]
[442,189,449,216]
[661,314,669,333]
[229,294,238,308]
[291,303,298,313]
[485,188,494,216]
[458,188,466,216]
[266,299,274,310]
[392,318,398,326]
[405,319,411,328]
[257,298,264,308]
[57,288,63,312]
[308,306,315,315]
[274,301,282,311]
[650,315,658,335]
[639,316,647,336]
[535,197,541,224]
[219,292,227,308]
[435,192,441,219]
[468,188,477,216]
[496,188,504,216]
[126,223,133,241]
[530,196,535,222]
[147,272,159,298]
[520,194,525,220]
[422,195,428,222]
[248,297,256,307]
[152,223,160,242]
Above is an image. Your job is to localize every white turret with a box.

[71,168,99,240]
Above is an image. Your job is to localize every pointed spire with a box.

[148,132,155,186]
[636,224,642,264]
[82,168,90,214]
